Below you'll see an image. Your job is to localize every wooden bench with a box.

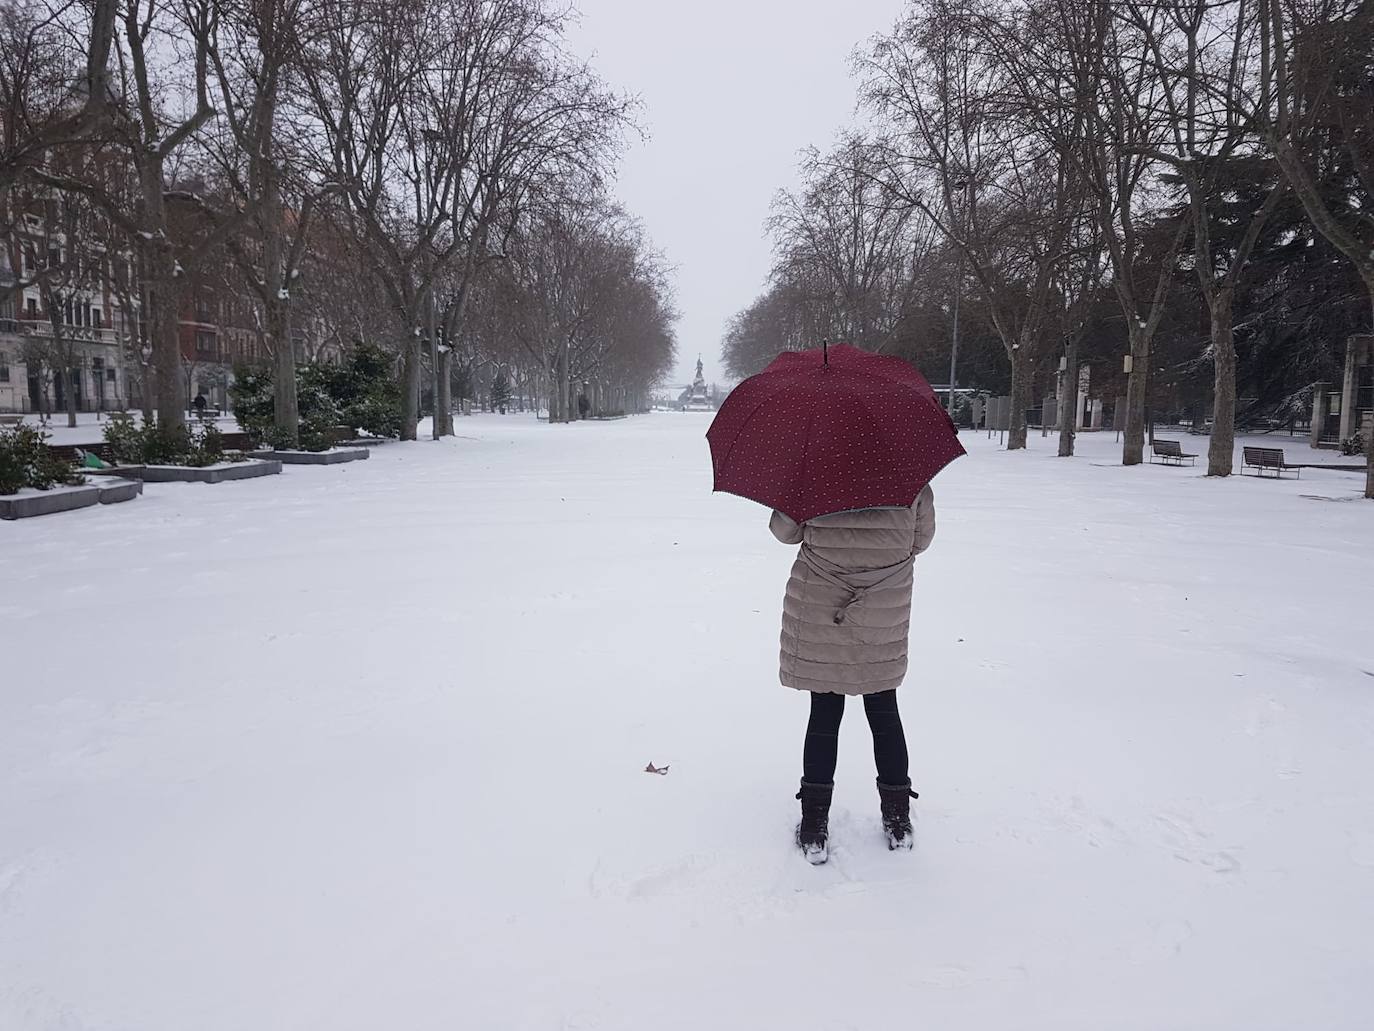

[46,442,118,466]
[1150,439,1197,466]
[0,414,23,427]
[1242,446,1300,478]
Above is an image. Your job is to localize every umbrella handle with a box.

[823,339,828,366]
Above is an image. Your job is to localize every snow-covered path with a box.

[2,415,1371,1030]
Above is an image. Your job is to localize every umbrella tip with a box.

[823,339,829,366]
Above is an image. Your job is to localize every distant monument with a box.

[681,356,713,411]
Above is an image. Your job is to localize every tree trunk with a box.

[1122,327,1149,465]
[65,361,79,428]
[1207,293,1236,477]
[268,298,299,447]
[437,348,452,435]
[1007,347,1030,450]
[428,295,442,441]
[1058,341,1079,458]
[400,333,420,440]
[255,123,300,447]
[1366,289,1374,500]
[46,306,79,428]
[137,156,185,433]
[556,340,571,424]
[150,272,184,432]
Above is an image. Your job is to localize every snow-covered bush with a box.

[102,413,233,467]
[0,425,83,494]
[231,344,401,450]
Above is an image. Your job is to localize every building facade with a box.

[2,234,337,416]
[0,227,135,415]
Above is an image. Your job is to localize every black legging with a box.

[802,689,909,786]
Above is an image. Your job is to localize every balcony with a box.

[15,319,123,346]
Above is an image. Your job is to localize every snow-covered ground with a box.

[5,411,242,445]
[7,408,1362,468]
[1,413,1371,1030]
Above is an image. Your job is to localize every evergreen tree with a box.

[490,369,512,414]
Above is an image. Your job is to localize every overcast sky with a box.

[567,0,906,387]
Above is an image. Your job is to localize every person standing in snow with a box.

[770,485,936,863]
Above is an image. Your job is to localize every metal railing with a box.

[13,318,123,345]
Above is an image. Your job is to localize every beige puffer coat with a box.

[770,486,936,695]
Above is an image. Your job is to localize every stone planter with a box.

[97,477,143,504]
[86,464,147,480]
[248,447,370,466]
[0,483,100,520]
[140,459,283,484]
[0,477,141,519]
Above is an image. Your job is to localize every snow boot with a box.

[796,780,834,864]
[877,780,919,850]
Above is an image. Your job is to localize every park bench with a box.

[0,414,23,427]
[1242,446,1300,478]
[1150,439,1197,466]
[45,442,118,466]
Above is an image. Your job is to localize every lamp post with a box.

[947,177,973,420]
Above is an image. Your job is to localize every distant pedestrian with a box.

[193,393,208,418]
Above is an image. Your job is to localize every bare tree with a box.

[494,200,673,422]
[0,0,118,203]
[972,0,1191,464]
[862,0,1095,449]
[207,0,334,446]
[1258,0,1374,497]
[769,137,936,353]
[30,188,107,425]
[302,0,629,440]
[1120,0,1290,476]
[26,0,223,432]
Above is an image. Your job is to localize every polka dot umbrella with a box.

[706,342,966,523]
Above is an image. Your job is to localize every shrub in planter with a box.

[187,423,227,467]
[318,342,402,438]
[102,412,146,465]
[231,344,401,448]
[294,365,344,451]
[1340,432,1365,457]
[0,425,83,494]
[228,368,276,446]
[103,412,236,467]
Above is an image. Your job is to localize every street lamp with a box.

[947,176,974,421]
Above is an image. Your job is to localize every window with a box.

[0,359,9,383]
[196,330,216,358]
[106,368,116,383]
[26,298,38,318]
[93,309,102,329]
[1359,366,1373,416]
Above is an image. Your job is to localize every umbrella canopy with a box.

[707,343,965,523]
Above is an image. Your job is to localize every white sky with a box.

[567,0,906,386]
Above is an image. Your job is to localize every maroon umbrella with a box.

[707,343,965,523]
